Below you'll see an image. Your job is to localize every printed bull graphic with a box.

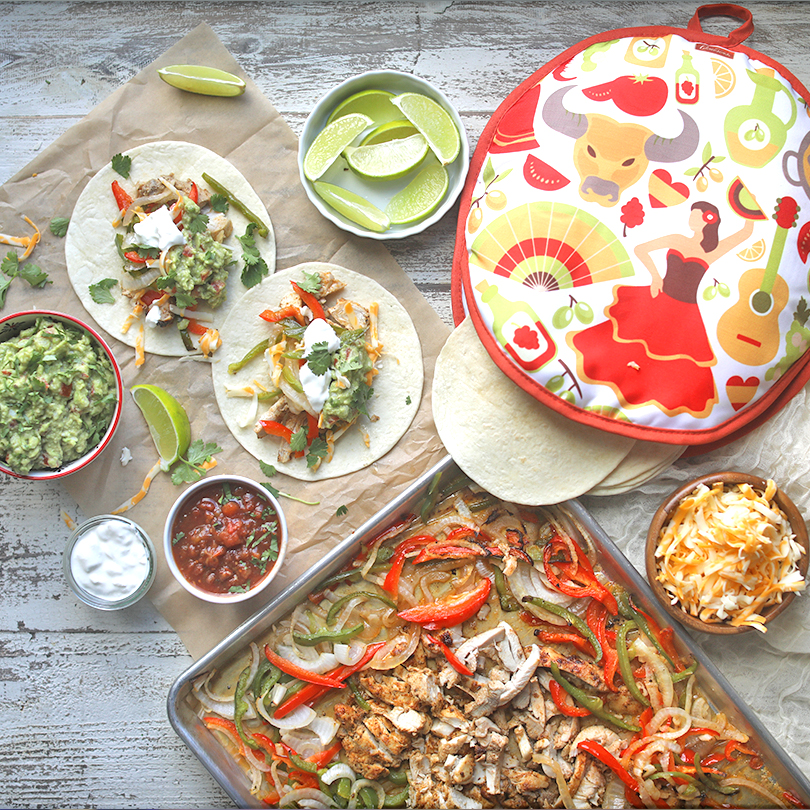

[542,86,700,207]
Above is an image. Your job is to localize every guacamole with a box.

[321,329,373,430]
[0,317,118,474]
[163,198,233,309]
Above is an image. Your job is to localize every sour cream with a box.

[133,205,185,251]
[67,517,152,605]
[300,318,340,413]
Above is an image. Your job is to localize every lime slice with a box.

[131,384,191,469]
[360,119,419,146]
[385,162,449,224]
[327,89,400,125]
[157,65,246,97]
[313,181,391,233]
[390,92,461,165]
[303,113,373,181]
[344,133,429,180]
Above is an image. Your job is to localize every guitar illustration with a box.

[717,196,799,366]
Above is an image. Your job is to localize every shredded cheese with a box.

[0,215,41,259]
[655,480,806,631]
[111,459,163,514]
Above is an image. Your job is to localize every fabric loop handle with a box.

[687,4,754,46]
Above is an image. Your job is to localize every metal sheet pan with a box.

[167,454,810,807]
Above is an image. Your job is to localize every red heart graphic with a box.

[726,375,759,411]
[648,169,690,208]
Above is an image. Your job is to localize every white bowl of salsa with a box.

[164,474,288,604]
[0,310,123,480]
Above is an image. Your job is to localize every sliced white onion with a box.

[275,643,337,675]
[169,304,214,322]
[349,779,385,809]
[368,626,420,671]
[508,561,572,624]
[244,745,272,773]
[279,788,335,808]
[308,716,339,746]
[333,640,366,667]
[120,266,163,291]
[321,762,356,785]
[270,682,288,705]
[719,777,785,807]
[280,729,323,759]
[265,703,317,730]
[648,706,691,739]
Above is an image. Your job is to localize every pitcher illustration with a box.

[724,68,797,168]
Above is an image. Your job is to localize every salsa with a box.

[0,317,118,474]
[171,481,280,595]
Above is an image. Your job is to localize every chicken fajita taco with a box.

[212,263,423,480]
[65,140,275,362]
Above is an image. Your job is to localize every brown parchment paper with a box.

[0,23,450,660]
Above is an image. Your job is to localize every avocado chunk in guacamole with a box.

[321,329,373,431]
[0,317,118,474]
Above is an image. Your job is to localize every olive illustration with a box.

[546,375,565,393]
[573,301,594,325]
[551,306,575,330]
[485,190,508,210]
[467,206,483,234]
[703,286,718,301]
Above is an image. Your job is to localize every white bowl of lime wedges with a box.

[299,70,469,239]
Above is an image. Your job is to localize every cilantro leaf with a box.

[238,222,269,289]
[261,481,282,499]
[170,439,222,485]
[184,210,209,234]
[50,217,70,238]
[186,439,223,466]
[299,270,322,294]
[17,264,51,288]
[259,460,277,478]
[289,427,308,453]
[406,395,412,405]
[174,291,197,309]
[306,437,329,469]
[210,193,229,213]
[89,278,118,304]
[336,504,348,517]
[306,341,332,376]
[0,273,12,308]
[111,153,132,178]
[1,252,19,277]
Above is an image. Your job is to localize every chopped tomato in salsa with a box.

[171,482,280,595]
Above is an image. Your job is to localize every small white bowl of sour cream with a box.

[63,515,156,610]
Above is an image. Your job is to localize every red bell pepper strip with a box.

[412,544,486,564]
[397,577,492,629]
[188,181,199,204]
[123,250,147,264]
[424,633,474,676]
[111,180,132,214]
[382,534,435,596]
[700,752,726,768]
[186,319,208,336]
[306,412,319,445]
[543,538,618,615]
[291,281,327,321]
[577,739,640,792]
[549,678,591,717]
[534,627,595,658]
[724,739,758,760]
[587,600,618,691]
[259,305,303,324]
[783,791,805,808]
[307,741,342,769]
[259,420,294,444]
[264,645,346,689]
[273,641,385,719]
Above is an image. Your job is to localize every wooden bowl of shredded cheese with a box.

[646,472,808,634]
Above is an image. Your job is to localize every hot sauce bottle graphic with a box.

[675,51,700,105]
[475,279,557,371]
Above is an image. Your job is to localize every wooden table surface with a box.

[2,2,810,807]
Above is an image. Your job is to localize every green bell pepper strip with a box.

[359,786,379,808]
[670,661,698,683]
[234,666,260,750]
[419,471,443,524]
[347,674,370,710]
[617,589,676,670]
[492,564,520,612]
[384,786,409,807]
[250,657,274,696]
[616,620,650,707]
[292,622,364,647]
[694,758,739,795]
[326,591,397,626]
[523,595,602,662]
[228,338,269,374]
[387,770,408,786]
[550,662,640,732]
[201,172,269,237]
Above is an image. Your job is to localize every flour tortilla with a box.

[212,263,423,481]
[65,140,276,356]
[433,319,635,505]
[586,441,686,496]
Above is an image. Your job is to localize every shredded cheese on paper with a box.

[655,480,806,631]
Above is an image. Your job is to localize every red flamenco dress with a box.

[568,250,718,418]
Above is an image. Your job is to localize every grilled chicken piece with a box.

[535,645,605,690]
[206,212,233,242]
[468,645,542,718]
[572,759,606,809]
[327,298,370,331]
[317,270,346,298]
[359,670,424,712]
[333,702,405,780]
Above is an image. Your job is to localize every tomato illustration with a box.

[523,154,570,190]
[583,75,668,117]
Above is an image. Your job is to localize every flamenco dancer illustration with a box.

[568,201,754,417]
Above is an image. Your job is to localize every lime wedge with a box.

[344,133,428,181]
[131,384,191,469]
[327,89,400,125]
[303,113,373,182]
[313,181,391,233]
[385,162,449,224]
[360,119,419,146]
[157,65,246,97]
[390,92,461,165]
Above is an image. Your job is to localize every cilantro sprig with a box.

[259,460,319,505]
[0,251,51,307]
[111,153,132,178]
[89,277,118,304]
[238,222,270,289]
[170,439,223,485]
